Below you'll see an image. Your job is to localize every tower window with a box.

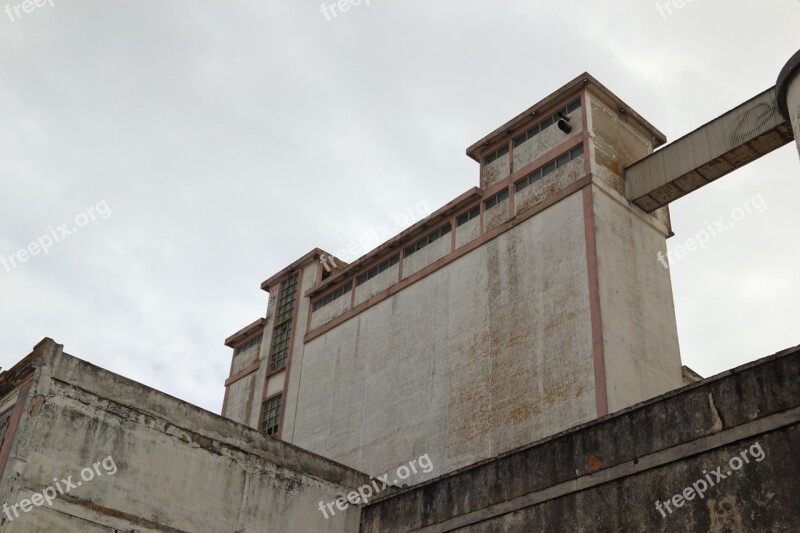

[484,188,509,209]
[483,144,509,165]
[515,143,584,192]
[513,98,582,148]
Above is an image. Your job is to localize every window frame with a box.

[260,393,282,437]
[268,272,299,373]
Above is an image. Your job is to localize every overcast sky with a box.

[1,1,798,413]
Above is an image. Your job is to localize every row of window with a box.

[483,144,509,165]
[312,221,454,311]
[261,394,282,436]
[516,144,584,192]
[312,281,353,311]
[404,223,451,257]
[233,334,262,356]
[512,98,582,149]
[356,254,399,286]
[310,145,579,314]
[485,188,509,210]
[456,205,480,227]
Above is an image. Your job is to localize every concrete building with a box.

[221,73,693,482]
[1,50,797,531]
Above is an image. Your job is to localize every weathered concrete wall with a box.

[455,216,480,249]
[592,186,684,412]
[586,88,671,231]
[0,339,368,532]
[583,88,684,412]
[481,150,510,189]
[361,345,800,532]
[482,196,508,231]
[224,341,262,425]
[224,371,259,427]
[402,234,451,279]
[288,192,597,482]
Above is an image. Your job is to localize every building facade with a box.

[221,74,688,481]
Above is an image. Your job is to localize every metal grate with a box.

[275,273,299,324]
[269,322,291,372]
[269,272,299,372]
[260,395,282,436]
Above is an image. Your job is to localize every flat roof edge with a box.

[466,72,668,161]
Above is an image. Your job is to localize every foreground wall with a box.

[361,344,800,532]
[0,339,367,532]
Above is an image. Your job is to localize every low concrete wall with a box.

[0,339,369,532]
[361,345,800,532]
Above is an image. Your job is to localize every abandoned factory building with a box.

[2,50,799,531]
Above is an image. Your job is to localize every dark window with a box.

[356,255,399,287]
[484,188,509,210]
[260,395,282,436]
[483,144,509,166]
[234,334,263,356]
[514,143,584,192]
[512,98,582,148]
[404,223,452,257]
[456,205,480,227]
[312,281,353,311]
[566,98,582,114]
[516,168,543,192]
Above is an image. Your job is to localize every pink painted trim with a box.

[582,186,608,417]
[224,361,260,387]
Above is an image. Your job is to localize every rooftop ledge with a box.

[465,72,667,162]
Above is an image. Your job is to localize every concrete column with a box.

[777,49,800,159]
